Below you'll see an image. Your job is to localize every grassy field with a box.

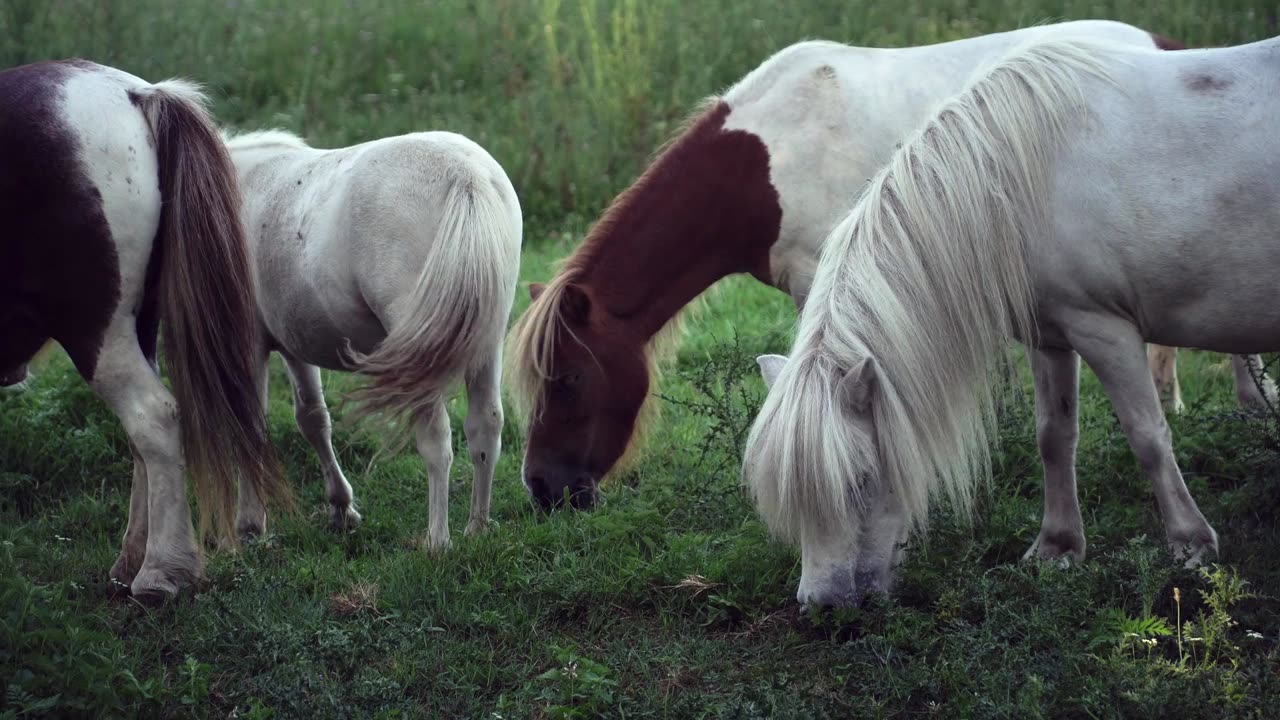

[5,0,1280,717]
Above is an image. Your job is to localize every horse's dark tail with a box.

[130,80,292,546]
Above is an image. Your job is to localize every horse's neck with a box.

[574,101,783,340]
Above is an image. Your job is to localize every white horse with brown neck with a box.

[224,128,522,551]
[508,18,1267,526]
[745,36,1280,608]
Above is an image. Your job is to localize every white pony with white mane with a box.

[744,35,1280,608]
[224,128,521,550]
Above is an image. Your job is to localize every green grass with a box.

[5,1,1280,717]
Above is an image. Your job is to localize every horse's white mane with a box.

[743,38,1116,542]
[221,128,310,151]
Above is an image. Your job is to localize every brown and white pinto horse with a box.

[507,20,1263,559]
[0,60,290,601]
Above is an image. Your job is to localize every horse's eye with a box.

[557,372,581,388]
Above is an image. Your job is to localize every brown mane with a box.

[504,98,728,466]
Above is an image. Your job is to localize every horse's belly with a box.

[1144,303,1280,354]
[260,286,386,371]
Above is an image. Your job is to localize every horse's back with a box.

[337,131,519,262]
[1043,38,1280,350]
[0,60,160,378]
[236,130,519,367]
[343,131,521,314]
[719,20,1160,297]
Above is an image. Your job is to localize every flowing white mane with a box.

[743,38,1116,542]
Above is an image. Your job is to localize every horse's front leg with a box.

[281,352,360,531]
[1072,320,1218,566]
[1023,347,1086,564]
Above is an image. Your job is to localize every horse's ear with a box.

[561,283,592,326]
[756,354,788,390]
[529,282,547,301]
[838,356,877,414]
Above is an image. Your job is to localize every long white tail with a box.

[347,164,521,424]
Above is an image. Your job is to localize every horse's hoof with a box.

[237,513,267,544]
[422,532,451,555]
[107,575,134,599]
[1169,528,1219,569]
[464,518,494,537]
[129,569,189,606]
[1022,530,1086,566]
[329,505,362,532]
[108,552,142,593]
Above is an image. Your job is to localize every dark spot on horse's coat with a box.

[1149,33,1186,51]
[0,60,121,380]
[296,231,303,241]
[813,64,837,82]
[480,451,487,463]
[1059,396,1071,417]
[295,179,301,185]
[1184,73,1232,93]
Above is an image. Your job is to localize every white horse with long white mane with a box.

[224,129,522,550]
[744,35,1280,608]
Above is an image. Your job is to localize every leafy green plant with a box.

[534,646,618,719]
[659,332,767,492]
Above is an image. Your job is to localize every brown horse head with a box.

[507,98,782,510]
[508,276,660,510]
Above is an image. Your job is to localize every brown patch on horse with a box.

[0,60,120,380]
[507,97,782,482]
[1149,33,1186,51]
[131,82,291,545]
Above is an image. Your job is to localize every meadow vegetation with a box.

[3,0,1280,717]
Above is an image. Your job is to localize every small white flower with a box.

[54,535,71,543]
[1247,631,1264,640]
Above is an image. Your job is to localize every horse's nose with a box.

[527,473,562,511]
[1,363,29,387]
[568,475,597,510]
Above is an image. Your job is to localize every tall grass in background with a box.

[2,0,1274,230]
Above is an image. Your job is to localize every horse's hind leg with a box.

[108,440,149,594]
[463,352,503,537]
[1147,344,1183,414]
[1023,348,1086,564]
[91,325,201,600]
[1073,321,1217,566]
[415,401,453,552]
[235,348,270,541]
[1231,354,1276,411]
[281,352,360,530]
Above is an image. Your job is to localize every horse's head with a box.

[510,281,651,511]
[749,353,907,610]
